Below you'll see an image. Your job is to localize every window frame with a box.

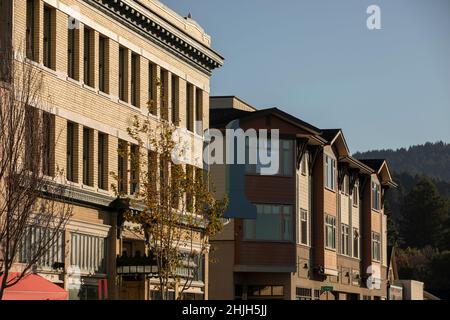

[66,122,75,182]
[43,5,54,69]
[42,112,53,176]
[352,184,359,207]
[186,83,193,132]
[248,285,284,298]
[26,0,36,61]
[67,17,77,80]
[372,181,381,211]
[131,53,140,107]
[324,154,336,191]
[171,74,178,124]
[195,88,203,135]
[160,68,168,119]
[118,139,128,194]
[341,223,350,256]
[185,164,194,212]
[82,127,92,186]
[97,132,107,190]
[299,208,309,246]
[325,214,336,250]
[98,35,108,93]
[130,144,140,194]
[147,150,157,191]
[372,231,381,262]
[245,138,294,177]
[296,287,313,300]
[353,228,360,259]
[119,47,127,102]
[148,62,156,115]
[83,27,93,87]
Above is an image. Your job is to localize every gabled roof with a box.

[210,107,322,135]
[359,159,397,188]
[210,108,253,128]
[339,156,374,174]
[320,129,341,144]
[320,129,350,157]
[359,159,386,171]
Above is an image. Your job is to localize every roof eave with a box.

[340,156,374,174]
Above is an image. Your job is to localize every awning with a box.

[0,272,68,300]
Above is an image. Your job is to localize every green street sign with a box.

[321,286,333,293]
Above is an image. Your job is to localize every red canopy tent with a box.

[0,272,68,300]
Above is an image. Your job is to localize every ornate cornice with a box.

[83,0,224,75]
[43,182,208,229]
[42,180,116,209]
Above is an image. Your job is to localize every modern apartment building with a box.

[0,0,223,299]
[208,96,396,300]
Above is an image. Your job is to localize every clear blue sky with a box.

[161,0,450,152]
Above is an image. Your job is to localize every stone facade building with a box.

[0,0,223,300]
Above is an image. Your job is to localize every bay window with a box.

[245,138,294,176]
[244,204,293,241]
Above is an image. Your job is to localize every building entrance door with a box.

[319,291,336,300]
[120,280,144,300]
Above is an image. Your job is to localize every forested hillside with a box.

[355,141,450,299]
[354,141,450,182]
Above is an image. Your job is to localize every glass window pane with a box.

[272,205,280,215]
[260,286,272,296]
[256,204,263,213]
[255,210,280,240]
[272,286,284,296]
[244,220,254,240]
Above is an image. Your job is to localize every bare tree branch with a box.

[0,47,73,299]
